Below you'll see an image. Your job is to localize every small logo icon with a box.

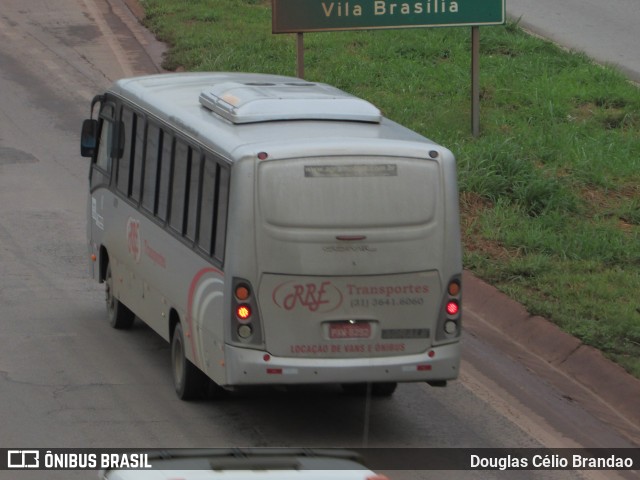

[126,217,142,263]
[273,280,343,313]
[8,450,39,468]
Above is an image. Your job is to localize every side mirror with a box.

[80,119,98,158]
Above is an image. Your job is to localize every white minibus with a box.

[80,72,462,399]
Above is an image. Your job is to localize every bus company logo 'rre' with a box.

[126,217,141,263]
[273,281,343,313]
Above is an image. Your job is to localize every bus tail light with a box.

[236,304,251,321]
[435,277,462,342]
[446,300,459,316]
[237,324,253,339]
[235,284,250,301]
[231,278,263,346]
[447,280,460,296]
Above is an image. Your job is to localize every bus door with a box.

[87,100,117,281]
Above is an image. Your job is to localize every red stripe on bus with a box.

[186,266,224,365]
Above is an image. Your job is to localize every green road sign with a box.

[272,0,506,33]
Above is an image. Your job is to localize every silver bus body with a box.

[82,72,462,398]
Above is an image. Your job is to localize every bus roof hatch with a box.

[199,81,382,124]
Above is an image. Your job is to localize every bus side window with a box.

[156,131,173,222]
[94,101,116,170]
[214,165,229,262]
[116,106,135,196]
[131,113,145,203]
[91,117,114,190]
[170,139,190,234]
[198,156,217,255]
[95,120,112,172]
[186,151,202,242]
[142,122,161,214]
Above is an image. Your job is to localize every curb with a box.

[121,0,145,20]
[116,0,166,73]
[463,270,640,431]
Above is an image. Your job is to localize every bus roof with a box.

[109,72,440,161]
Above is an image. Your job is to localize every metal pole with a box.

[471,26,480,137]
[296,32,304,79]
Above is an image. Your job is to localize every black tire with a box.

[105,263,135,329]
[341,382,369,396]
[171,322,208,400]
[341,382,398,397]
[371,381,398,397]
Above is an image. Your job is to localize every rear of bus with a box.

[218,106,463,390]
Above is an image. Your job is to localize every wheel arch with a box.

[169,308,180,342]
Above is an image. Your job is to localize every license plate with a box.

[329,322,371,339]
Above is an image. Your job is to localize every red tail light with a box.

[446,301,459,316]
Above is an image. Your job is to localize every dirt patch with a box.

[578,185,640,231]
[459,191,519,261]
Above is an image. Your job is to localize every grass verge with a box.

[140,0,640,377]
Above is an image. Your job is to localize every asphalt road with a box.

[506,0,640,83]
[0,1,638,480]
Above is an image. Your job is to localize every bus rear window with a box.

[258,157,439,229]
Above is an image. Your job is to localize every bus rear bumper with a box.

[223,342,460,386]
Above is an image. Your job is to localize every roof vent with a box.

[199,81,381,124]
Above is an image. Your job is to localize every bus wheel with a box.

[371,382,397,396]
[105,263,135,329]
[171,322,207,400]
[341,383,368,396]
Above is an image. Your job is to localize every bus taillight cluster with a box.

[233,280,259,341]
[440,277,462,339]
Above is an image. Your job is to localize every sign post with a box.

[272,0,505,136]
[296,32,305,79]
[471,26,480,137]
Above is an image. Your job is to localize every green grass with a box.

[140,0,640,377]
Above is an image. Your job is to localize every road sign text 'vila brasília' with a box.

[272,0,505,33]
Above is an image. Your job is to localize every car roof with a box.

[101,449,386,480]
